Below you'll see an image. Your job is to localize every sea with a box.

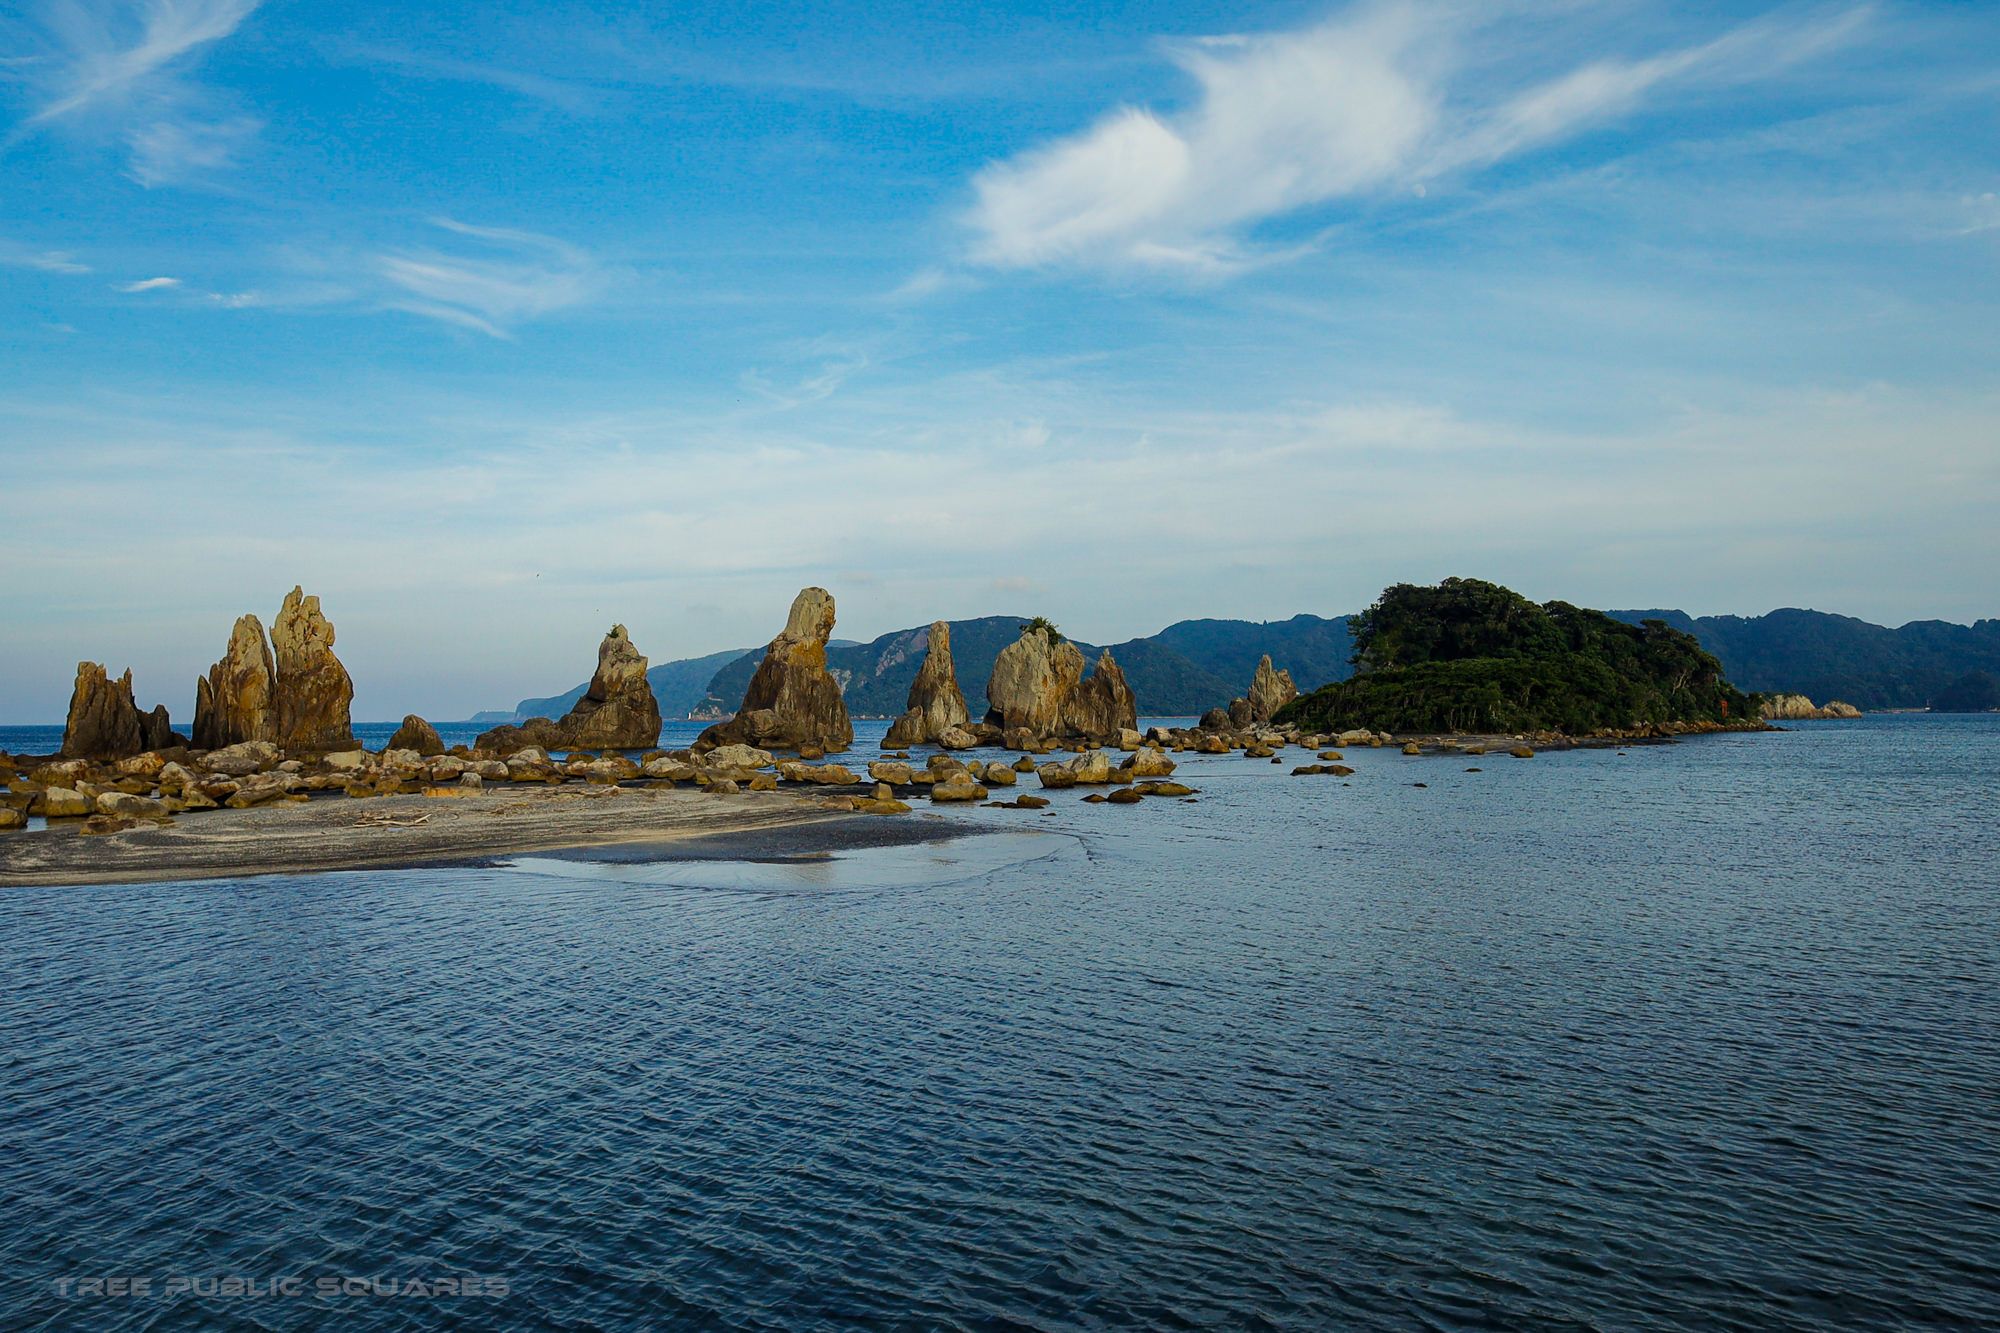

[1,713,1995,1330]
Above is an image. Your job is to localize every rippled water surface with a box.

[3,715,1996,1330]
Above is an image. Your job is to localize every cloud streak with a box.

[376,219,601,338]
[25,0,260,123]
[965,2,1868,273]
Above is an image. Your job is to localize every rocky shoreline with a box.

[4,579,1788,881]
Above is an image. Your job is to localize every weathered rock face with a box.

[1066,649,1137,743]
[61,663,145,759]
[697,588,853,754]
[271,588,356,752]
[1247,655,1298,722]
[986,628,1085,740]
[1759,693,1864,721]
[984,627,1136,745]
[387,715,445,756]
[139,706,182,752]
[555,625,662,750]
[193,614,277,750]
[883,621,971,748]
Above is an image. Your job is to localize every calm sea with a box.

[2,714,1995,1330]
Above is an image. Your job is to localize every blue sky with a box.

[2,0,1996,722]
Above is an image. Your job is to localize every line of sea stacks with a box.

[4,578,1855,838]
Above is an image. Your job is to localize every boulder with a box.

[0,807,25,831]
[96,792,170,819]
[35,787,92,818]
[929,773,988,802]
[983,762,1017,786]
[554,625,663,750]
[193,614,277,749]
[272,587,356,752]
[201,740,282,777]
[642,757,698,782]
[1199,707,1233,732]
[1247,655,1299,722]
[706,744,774,771]
[868,761,914,785]
[475,718,562,753]
[1121,748,1176,778]
[882,621,972,748]
[386,715,445,757]
[697,588,853,754]
[61,663,145,759]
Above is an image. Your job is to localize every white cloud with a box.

[965,2,1867,273]
[0,241,90,273]
[124,113,260,186]
[377,219,600,338]
[116,275,181,292]
[26,0,259,123]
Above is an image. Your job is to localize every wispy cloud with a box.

[116,275,181,292]
[0,239,91,273]
[964,2,1869,274]
[124,112,259,185]
[377,219,600,338]
[24,0,259,123]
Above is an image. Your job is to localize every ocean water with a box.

[1,715,1995,1330]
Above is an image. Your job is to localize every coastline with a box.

[0,785,922,888]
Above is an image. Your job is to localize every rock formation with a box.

[1759,693,1864,721]
[882,621,971,748]
[271,588,357,752]
[1066,649,1137,742]
[984,624,1137,746]
[696,588,853,754]
[555,625,662,750]
[193,614,277,750]
[61,662,145,759]
[387,715,445,756]
[1247,655,1298,722]
[139,705,181,752]
[986,625,1084,742]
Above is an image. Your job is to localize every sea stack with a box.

[553,625,662,750]
[985,623,1137,746]
[271,587,357,752]
[60,662,145,759]
[696,587,853,754]
[193,614,277,749]
[1247,655,1298,722]
[883,621,973,749]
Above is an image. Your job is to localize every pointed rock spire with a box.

[884,621,972,748]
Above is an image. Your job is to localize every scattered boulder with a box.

[883,621,972,748]
[193,614,277,749]
[697,588,854,754]
[856,796,910,815]
[868,761,914,785]
[555,625,663,749]
[271,587,357,752]
[202,740,281,777]
[1509,746,1535,759]
[1121,748,1176,778]
[1105,787,1144,804]
[61,662,145,759]
[0,807,25,831]
[96,792,170,819]
[929,773,989,802]
[35,788,92,818]
[707,744,774,771]
[387,715,445,756]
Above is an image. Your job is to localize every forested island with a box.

[1277,579,1752,736]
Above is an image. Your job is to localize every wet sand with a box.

[0,785,957,887]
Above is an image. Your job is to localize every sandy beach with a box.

[0,785,914,887]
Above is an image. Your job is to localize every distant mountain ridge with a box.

[1606,609,2000,710]
[483,604,1998,722]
